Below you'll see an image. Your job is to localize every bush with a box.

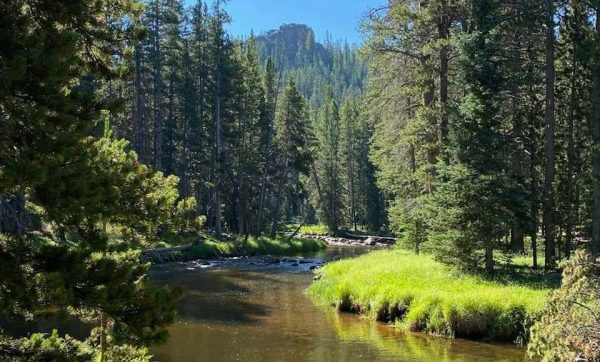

[528,250,600,361]
[0,330,94,362]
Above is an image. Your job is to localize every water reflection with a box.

[152,247,525,362]
[328,311,524,362]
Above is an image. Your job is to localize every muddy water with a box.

[151,247,525,362]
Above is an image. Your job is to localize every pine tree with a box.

[543,0,557,269]
[428,0,527,274]
[269,79,313,237]
[255,58,279,236]
[314,91,344,234]
[0,0,192,359]
[591,3,600,256]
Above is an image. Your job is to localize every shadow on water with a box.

[153,269,274,325]
[152,246,527,362]
[0,313,90,341]
[1,246,527,361]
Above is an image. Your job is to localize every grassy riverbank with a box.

[298,224,329,235]
[184,235,326,259]
[307,249,551,342]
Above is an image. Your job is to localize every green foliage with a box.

[313,91,344,234]
[34,137,194,247]
[0,330,95,362]
[363,0,455,247]
[298,224,329,236]
[0,0,142,194]
[274,79,313,175]
[426,162,527,272]
[0,330,153,361]
[528,250,600,361]
[422,1,528,273]
[308,249,549,341]
[0,0,194,359]
[185,235,325,259]
[339,99,385,232]
[101,344,152,362]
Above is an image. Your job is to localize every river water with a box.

[151,246,525,362]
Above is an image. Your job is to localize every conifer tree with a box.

[427,0,527,274]
[269,79,313,237]
[314,91,344,234]
[0,0,193,359]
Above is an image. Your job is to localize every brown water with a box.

[151,247,526,362]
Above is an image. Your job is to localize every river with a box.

[151,246,525,362]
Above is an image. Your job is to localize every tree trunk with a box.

[270,168,288,238]
[591,6,600,256]
[133,44,146,163]
[347,136,356,231]
[0,192,25,235]
[214,66,223,239]
[153,0,163,171]
[510,227,525,254]
[99,312,108,362]
[530,143,539,269]
[485,242,494,275]
[310,162,325,214]
[255,71,282,236]
[255,164,270,236]
[180,79,190,198]
[543,0,556,269]
[423,55,436,168]
[165,72,175,174]
[565,46,579,258]
[438,0,450,144]
[509,7,525,255]
[421,54,436,194]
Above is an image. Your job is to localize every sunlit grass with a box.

[307,249,551,341]
[509,254,545,268]
[185,235,326,258]
[298,224,329,235]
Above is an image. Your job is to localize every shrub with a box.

[528,250,600,361]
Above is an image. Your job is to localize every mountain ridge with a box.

[254,23,367,105]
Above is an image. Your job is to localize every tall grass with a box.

[307,249,551,342]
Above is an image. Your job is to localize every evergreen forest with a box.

[1,0,600,361]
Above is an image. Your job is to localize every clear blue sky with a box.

[186,0,381,45]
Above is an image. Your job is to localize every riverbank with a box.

[143,225,397,263]
[292,223,397,247]
[298,233,396,247]
[152,245,526,362]
[307,249,551,342]
[142,235,326,263]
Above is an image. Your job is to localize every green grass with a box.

[298,224,329,235]
[307,249,551,342]
[184,235,326,259]
[509,254,546,268]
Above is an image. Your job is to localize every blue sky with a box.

[186,0,381,45]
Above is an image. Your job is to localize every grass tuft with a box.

[307,249,551,342]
